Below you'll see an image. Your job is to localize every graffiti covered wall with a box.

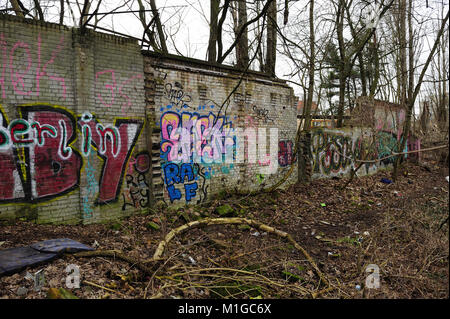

[0,15,300,223]
[310,125,420,179]
[309,96,421,180]
[0,15,146,224]
[311,127,386,179]
[352,96,421,162]
[143,53,298,206]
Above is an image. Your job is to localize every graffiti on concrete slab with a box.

[0,104,144,207]
[122,151,150,210]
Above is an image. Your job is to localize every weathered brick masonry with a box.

[143,52,297,206]
[0,15,298,224]
[1,16,418,224]
[309,97,421,180]
[0,15,146,224]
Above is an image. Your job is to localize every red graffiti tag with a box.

[79,116,143,204]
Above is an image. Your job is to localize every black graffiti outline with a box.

[121,172,149,210]
[164,82,192,108]
[252,105,274,123]
[194,163,208,204]
[76,114,144,206]
[18,104,83,203]
[132,150,151,174]
[0,106,28,203]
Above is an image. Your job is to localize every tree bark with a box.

[393,5,449,181]
[208,0,220,62]
[218,0,273,64]
[149,0,168,53]
[33,0,44,21]
[216,0,231,63]
[304,0,315,132]
[59,0,65,25]
[336,0,346,127]
[393,0,409,181]
[236,0,249,69]
[10,0,24,18]
[265,0,277,77]
[298,0,315,184]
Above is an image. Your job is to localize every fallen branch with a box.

[148,217,329,286]
[437,216,449,232]
[83,279,126,296]
[71,218,328,288]
[72,249,161,275]
[311,285,337,298]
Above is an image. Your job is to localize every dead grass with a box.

[0,158,448,299]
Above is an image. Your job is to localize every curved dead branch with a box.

[72,249,162,275]
[149,217,328,286]
[72,217,328,287]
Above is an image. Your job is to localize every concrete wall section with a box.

[310,125,419,180]
[144,53,298,206]
[0,15,147,224]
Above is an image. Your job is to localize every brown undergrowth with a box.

[0,158,448,299]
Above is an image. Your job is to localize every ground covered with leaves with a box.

[0,159,448,299]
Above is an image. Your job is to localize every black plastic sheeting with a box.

[0,239,94,276]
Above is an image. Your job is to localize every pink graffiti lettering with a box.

[96,70,116,107]
[0,33,66,99]
[36,34,66,99]
[9,41,32,96]
[118,74,143,115]
[160,111,233,163]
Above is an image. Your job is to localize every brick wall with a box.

[0,15,146,224]
[0,15,421,224]
[144,52,298,206]
[309,125,420,180]
[310,127,382,179]
[0,15,299,224]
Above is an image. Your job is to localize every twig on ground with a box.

[148,217,329,287]
[83,280,126,296]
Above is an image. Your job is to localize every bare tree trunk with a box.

[33,0,44,21]
[407,0,414,109]
[344,4,367,97]
[265,0,277,77]
[218,0,273,64]
[298,0,315,184]
[137,0,159,52]
[208,0,220,62]
[79,0,91,28]
[304,0,315,132]
[393,5,449,180]
[369,35,380,97]
[336,0,346,127]
[256,0,265,72]
[419,100,429,133]
[393,0,408,181]
[66,0,77,26]
[10,0,24,18]
[236,0,249,69]
[216,0,231,63]
[60,0,65,25]
[283,0,289,25]
[149,0,168,53]
[437,3,449,133]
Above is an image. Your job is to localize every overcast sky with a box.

[2,0,448,109]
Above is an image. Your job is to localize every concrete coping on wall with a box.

[142,50,292,89]
[0,12,70,30]
[0,13,139,46]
